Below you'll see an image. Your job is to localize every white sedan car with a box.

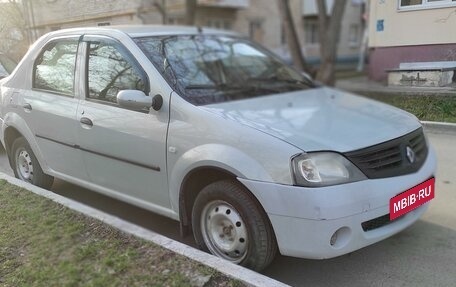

[0,26,436,271]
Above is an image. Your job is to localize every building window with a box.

[167,17,185,25]
[97,22,111,26]
[304,17,319,44]
[248,20,264,43]
[281,23,286,45]
[399,0,456,10]
[206,19,232,30]
[348,24,359,46]
[400,0,422,6]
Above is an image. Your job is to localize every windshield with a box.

[135,35,314,106]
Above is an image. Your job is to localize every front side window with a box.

[86,41,146,104]
[135,35,314,106]
[34,40,78,95]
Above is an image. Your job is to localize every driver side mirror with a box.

[117,90,153,111]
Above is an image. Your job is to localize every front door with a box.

[76,36,170,208]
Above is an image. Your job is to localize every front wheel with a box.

[11,137,54,189]
[192,180,277,271]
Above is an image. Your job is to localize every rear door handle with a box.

[80,117,93,127]
[23,103,32,112]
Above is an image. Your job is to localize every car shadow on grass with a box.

[50,179,197,247]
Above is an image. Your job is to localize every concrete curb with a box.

[346,87,456,97]
[421,121,456,133]
[0,173,289,287]
[336,78,456,97]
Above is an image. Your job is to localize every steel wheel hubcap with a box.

[200,200,248,263]
[16,148,33,181]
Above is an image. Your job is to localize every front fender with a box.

[168,143,272,212]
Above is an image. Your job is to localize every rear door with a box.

[21,37,87,180]
[76,36,170,208]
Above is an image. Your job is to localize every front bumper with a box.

[238,147,437,259]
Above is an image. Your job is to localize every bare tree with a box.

[154,0,167,24]
[277,0,313,75]
[186,0,197,25]
[357,0,369,72]
[277,0,347,85]
[315,0,347,85]
[137,1,167,25]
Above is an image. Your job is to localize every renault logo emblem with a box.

[406,146,416,163]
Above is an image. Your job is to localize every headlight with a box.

[291,152,367,187]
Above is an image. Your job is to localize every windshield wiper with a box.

[185,83,230,90]
[249,75,313,87]
[185,82,285,95]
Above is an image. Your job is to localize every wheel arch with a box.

[2,115,49,173]
[4,125,22,156]
[178,166,235,235]
[178,165,273,239]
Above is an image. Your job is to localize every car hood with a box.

[202,87,422,153]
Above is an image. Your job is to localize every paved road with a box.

[1,129,455,286]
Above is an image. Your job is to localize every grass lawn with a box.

[0,180,243,287]
[354,92,456,123]
[334,71,456,123]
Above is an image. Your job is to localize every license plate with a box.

[389,178,435,220]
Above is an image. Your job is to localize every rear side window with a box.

[33,40,78,95]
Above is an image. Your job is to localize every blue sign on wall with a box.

[377,19,384,32]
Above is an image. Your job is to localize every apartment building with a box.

[368,0,456,81]
[23,0,364,64]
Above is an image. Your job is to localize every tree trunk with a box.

[315,0,347,86]
[161,0,167,24]
[357,0,369,72]
[152,0,168,24]
[186,0,197,26]
[277,0,312,75]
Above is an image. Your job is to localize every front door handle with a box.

[80,117,93,127]
[23,103,32,112]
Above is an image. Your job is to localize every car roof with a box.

[47,25,239,38]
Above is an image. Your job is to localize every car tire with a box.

[11,137,54,189]
[192,180,277,271]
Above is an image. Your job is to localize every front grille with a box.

[361,214,402,232]
[345,128,428,179]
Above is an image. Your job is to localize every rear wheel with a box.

[192,180,277,271]
[11,137,54,189]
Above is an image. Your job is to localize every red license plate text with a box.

[389,178,435,220]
